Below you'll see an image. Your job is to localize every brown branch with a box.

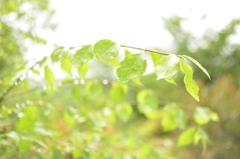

[70,44,184,57]
[0,62,39,105]
[120,45,184,57]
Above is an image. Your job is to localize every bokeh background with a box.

[1,0,240,158]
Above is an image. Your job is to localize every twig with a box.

[0,62,39,105]
[70,44,184,57]
[120,44,184,57]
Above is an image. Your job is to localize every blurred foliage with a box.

[0,0,56,79]
[162,15,240,81]
[145,15,240,159]
[1,2,239,158]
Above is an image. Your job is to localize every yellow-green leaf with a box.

[184,55,211,80]
[180,59,199,101]
[44,66,55,88]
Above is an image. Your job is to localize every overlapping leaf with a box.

[180,59,199,101]
[184,55,211,80]
[117,53,146,83]
[44,66,55,88]
[154,54,180,80]
[93,39,120,62]
[73,45,93,66]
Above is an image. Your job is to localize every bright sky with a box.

[26,0,240,61]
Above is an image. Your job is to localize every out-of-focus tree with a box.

[143,15,240,159]
[0,0,56,78]
[162,15,240,81]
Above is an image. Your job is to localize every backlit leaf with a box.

[155,54,179,80]
[109,82,128,104]
[150,52,162,67]
[161,105,187,131]
[184,55,211,80]
[137,90,158,118]
[93,39,120,62]
[194,107,219,125]
[116,103,133,122]
[73,45,93,66]
[44,66,55,88]
[53,148,64,159]
[117,53,146,83]
[51,47,65,63]
[109,58,120,67]
[132,78,143,86]
[180,59,199,101]
[61,58,72,75]
[86,81,103,98]
[178,127,196,146]
[164,78,177,85]
[77,62,89,81]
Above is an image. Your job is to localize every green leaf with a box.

[164,78,177,85]
[132,78,143,86]
[125,49,131,57]
[150,52,162,67]
[109,58,120,67]
[137,90,158,118]
[161,112,178,131]
[194,107,219,125]
[155,54,180,80]
[44,66,55,88]
[93,39,120,62]
[116,103,133,122]
[77,62,89,81]
[179,59,199,101]
[18,139,32,153]
[7,131,20,144]
[117,53,146,83]
[53,148,64,159]
[13,61,28,73]
[61,58,72,75]
[178,127,196,146]
[184,55,211,80]
[86,81,103,98]
[64,108,76,126]
[109,82,128,104]
[39,56,49,68]
[17,105,38,131]
[51,47,66,63]
[31,69,40,75]
[72,86,82,102]
[73,45,93,66]
[35,152,45,159]
[72,148,82,158]
[161,105,187,131]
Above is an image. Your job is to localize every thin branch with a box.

[70,44,184,57]
[0,62,39,105]
[120,45,184,57]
